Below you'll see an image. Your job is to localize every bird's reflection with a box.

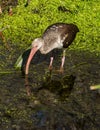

[24,69,52,96]
[24,69,76,101]
[22,49,61,96]
[25,75,31,96]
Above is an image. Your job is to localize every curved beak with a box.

[25,46,38,75]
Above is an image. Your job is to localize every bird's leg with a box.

[59,50,66,73]
[49,57,54,71]
[44,57,53,81]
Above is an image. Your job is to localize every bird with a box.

[25,23,79,75]
[15,23,79,75]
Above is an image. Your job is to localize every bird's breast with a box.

[39,38,63,54]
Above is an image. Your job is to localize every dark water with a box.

[0,49,100,130]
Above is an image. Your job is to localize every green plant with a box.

[0,0,99,53]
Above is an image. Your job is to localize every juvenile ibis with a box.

[25,23,79,75]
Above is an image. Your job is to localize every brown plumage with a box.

[25,23,79,75]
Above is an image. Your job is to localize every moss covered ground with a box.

[0,0,100,129]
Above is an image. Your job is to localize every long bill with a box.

[25,46,38,75]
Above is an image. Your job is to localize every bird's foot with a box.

[57,67,64,73]
[49,67,53,76]
[49,65,53,71]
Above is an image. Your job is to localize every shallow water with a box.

[0,48,100,130]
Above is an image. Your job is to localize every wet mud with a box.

[0,46,100,130]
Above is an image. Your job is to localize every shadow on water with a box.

[0,49,100,130]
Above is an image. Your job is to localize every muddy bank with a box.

[0,48,100,130]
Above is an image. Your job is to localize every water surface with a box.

[0,48,100,130]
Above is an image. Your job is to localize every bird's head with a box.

[31,38,43,49]
[25,38,44,75]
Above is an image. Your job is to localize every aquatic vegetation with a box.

[0,0,99,53]
[90,84,100,90]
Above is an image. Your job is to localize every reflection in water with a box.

[24,69,76,101]
[41,73,76,100]
[25,75,31,96]
[1,49,100,129]
[24,70,52,96]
